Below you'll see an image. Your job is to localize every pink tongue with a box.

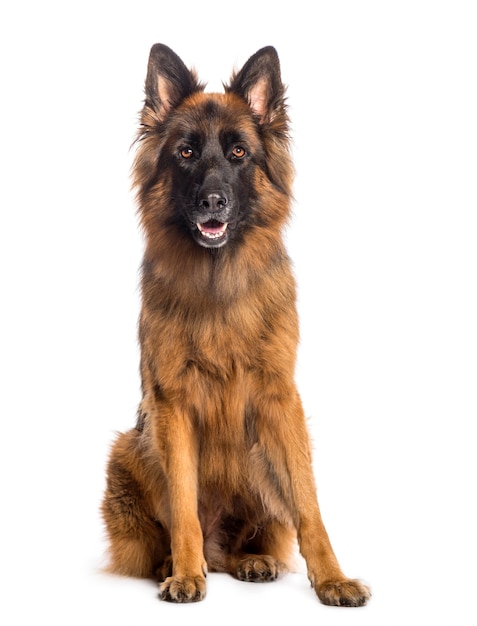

[200,220,225,234]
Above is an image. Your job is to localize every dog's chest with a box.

[194,379,257,493]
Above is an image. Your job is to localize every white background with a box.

[1,1,476,624]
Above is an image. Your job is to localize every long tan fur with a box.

[102,43,370,606]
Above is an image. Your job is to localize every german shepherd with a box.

[102,43,370,607]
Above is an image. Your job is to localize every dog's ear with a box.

[144,44,204,122]
[227,46,285,124]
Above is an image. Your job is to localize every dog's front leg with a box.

[152,403,207,602]
[256,389,370,607]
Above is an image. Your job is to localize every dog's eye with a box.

[232,146,246,159]
[180,147,194,159]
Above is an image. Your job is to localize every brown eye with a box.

[232,146,246,159]
[180,147,193,159]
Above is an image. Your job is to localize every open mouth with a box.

[197,219,228,242]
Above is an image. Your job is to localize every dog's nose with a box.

[198,192,228,212]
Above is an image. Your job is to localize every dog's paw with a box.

[236,555,286,582]
[158,575,206,603]
[316,579,371,607]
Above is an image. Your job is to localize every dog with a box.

[101,43,370,607]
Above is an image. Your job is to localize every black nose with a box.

[198,192,228,212]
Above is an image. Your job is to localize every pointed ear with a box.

[144,44,204,122]
[226,46,285,124]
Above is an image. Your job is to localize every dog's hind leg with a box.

[235,519,294,581]
[102,429,171,578]
[207,518,294,582]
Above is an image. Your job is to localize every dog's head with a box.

[134,44,292,250]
